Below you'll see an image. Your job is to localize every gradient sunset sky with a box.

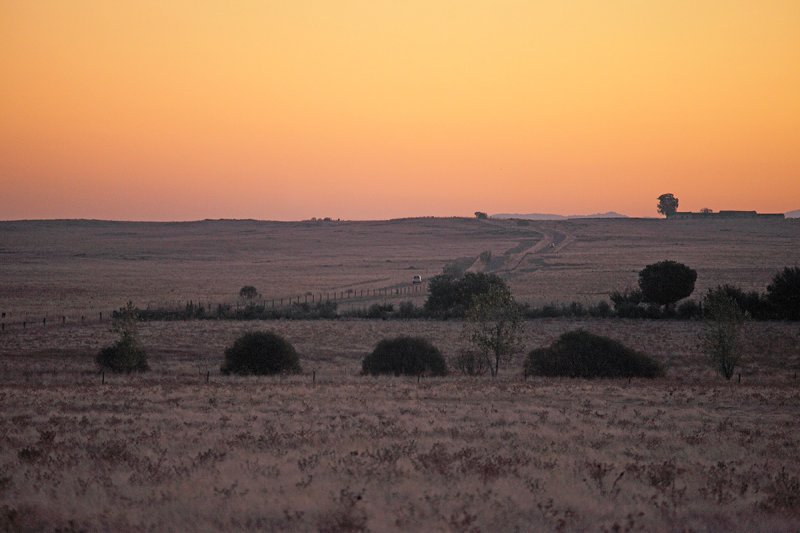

[1,1,798,220]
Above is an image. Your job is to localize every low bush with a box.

[98,302,148,373]
[524,330,664,378]
[362,336,447,376]
[676,299,702,320]
[221,331,302,375]
[96,337,148,373]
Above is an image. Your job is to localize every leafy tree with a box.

[700,207,713,214]
[464,285,522,377]
[221,331,301,375]
[638,260,697,307]
[656,193,679,217]
[474,211,488,220]
[97,301,148,373]
[362,336,447,376]
[766,266,800,320]
[425,272,512,317]
[702,291,744,380]
[239,285,259,300]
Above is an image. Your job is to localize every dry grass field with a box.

[2,319,800,531]
[1,218,799,531]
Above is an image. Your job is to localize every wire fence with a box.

[0,281,429,333]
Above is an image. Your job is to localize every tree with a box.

[638,260,697,307]
[464,285,522,377]
[766,266,800,320]
[656,193,679,217]
[239,285,259,300]
[474,211,488,220]
[97,301,148,373]
[700,208,713,214]
[702,291,744,380]
[425,272,512,317]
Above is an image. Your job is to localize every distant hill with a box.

[786,210,800,219]
[492,211,628,220]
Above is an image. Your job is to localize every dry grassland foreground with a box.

[1,319,800,531]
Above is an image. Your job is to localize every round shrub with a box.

[524,330,664,378]
[96,337,148,373]
[362,336,447,376]
[221,331,302,375]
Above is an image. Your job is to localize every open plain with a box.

[1,217,799,531]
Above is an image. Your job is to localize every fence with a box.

[0,281,429,333]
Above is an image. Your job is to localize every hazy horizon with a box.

[2,1,799,220]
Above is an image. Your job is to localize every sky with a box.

[1,0,799,221]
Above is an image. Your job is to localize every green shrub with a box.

[524,330,664,378]
[97,302,148,373]
[362,336,447,376]
[221,331,302,375]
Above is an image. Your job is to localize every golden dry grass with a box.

[1,319,800,530]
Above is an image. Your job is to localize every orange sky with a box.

[1,0,799,220]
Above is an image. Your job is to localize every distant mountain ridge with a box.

[492,211,628,220]
[786,210,800,219]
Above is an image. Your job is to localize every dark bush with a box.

[362,336,447,376]
[638,261,697,307]
[96,337,148,373]
[766,267,800,320]
[239,285,259,299]
[676,299,702,319]
[705,285,767,319]
[397,301,420,318]
[221,331,302,375]
[98,302,148,373]
[367,303,394,319]
[524,330,664,378]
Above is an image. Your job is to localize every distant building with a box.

[668,210,784,220]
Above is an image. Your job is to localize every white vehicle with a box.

[412,275,423,284]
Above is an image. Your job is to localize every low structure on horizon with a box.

[668,210,784,220]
